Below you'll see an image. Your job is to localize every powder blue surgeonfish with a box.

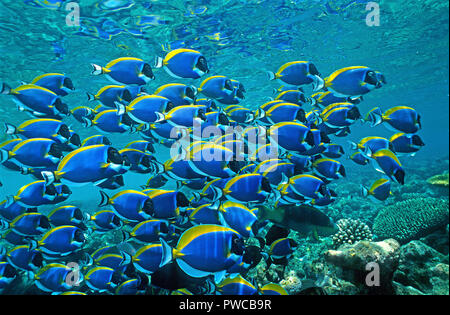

[155,48,209,79]
[365,106,421,134]
[366,148,405,185]
[4,119,71,144]
[40,144,130,187]
[361,178,392,201]
[98,190,154,222]
[324,66,386,98]
[268,61,324,91]
[154,83,197,106]
[389,133,425,156]
[28,73,75,96]
[34,263,80,293]
[0,138,63,168]
[1,84,69,117]
[160,224,245,282]
[91,57,155,85]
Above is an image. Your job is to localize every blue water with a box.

[0,0,448,295]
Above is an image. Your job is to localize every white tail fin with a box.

[154,56,164,69]
[82,117,93,128]
[0,149,9,163]
[0,83,11,95]
[266,71,276,81]
[4,123,16,135]
[312,75,325,92]
[86,92,96,101]
[159,238,173,268]
[360,185,369,197]
[98,190,110,207]
[114,102,126,116]
[154,111,166,123]
[90,64,103,75]
[41,171,55,186]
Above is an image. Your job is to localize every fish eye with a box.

[165,101,175,112]
[107,147,123,164]
[364,71,378,86]
[347,107,361,120]
[196,57,209,73]
[224,80,234,91]
[143,199,155,216]
[45,184,57,196]
[186,87,196,100]
[159,222,169,234]
[394,169,405,185]
[231,234,244,255]
[74,229,85,242]
[142,63,155,80]
[58,124,71,139]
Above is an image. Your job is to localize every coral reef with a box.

[332,219,373,249]
[392,240,449,295]
[372,197,449,244]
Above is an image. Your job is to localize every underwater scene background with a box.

[0,0,448,295]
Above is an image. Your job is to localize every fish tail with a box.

[82,117,93,128]
[0,218,9,231]
[114,101,127,116]
[0,148,10,163]
[159,237,173,268]
[90,64,104,75]
[348,140,358,151]
[4,122,16,135]
[0,83,12,95]
[98,190,110,207]
[86,92,97,101]
[266,71,277,81]
[154,111,166,123]
[41,171,56,186]
[312,75,325,92]
[154,56,164,69]
[360,184,369,197]
[365,107,383,126]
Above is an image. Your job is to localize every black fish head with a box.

[31,251,44,269]
[143,198,155,217]
[412,135,425,146]
[107,147,123,164]
[58,124,71,140]
[63,77,75,91]
[261,176,272,193]
[394,169,405,185]
[69,133,81,148]
[308,62,320,76]
[347,106,361,120]
[74,228,85,243]
[176,192,190,208]
[296,108,306,123]
[231,234,245,256]
[142,63,155,80]
[224,79,234,92]
[196,56,209,73]
[121,89,133,103]
[49,143,64,159]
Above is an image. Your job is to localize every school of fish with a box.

[0,47,425,295]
